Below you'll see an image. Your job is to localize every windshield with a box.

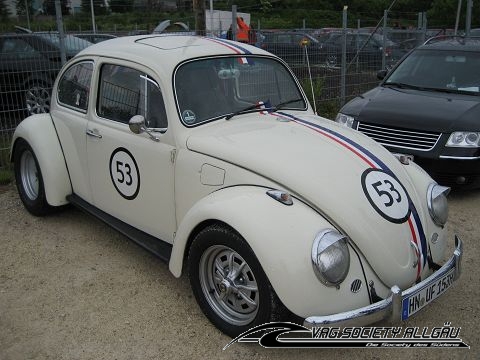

[385,49,480,94]
[38,33,92,52]
[174,56,306,126]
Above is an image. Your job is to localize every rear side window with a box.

[57,61,93,111]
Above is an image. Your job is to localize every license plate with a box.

[401,268,455,320]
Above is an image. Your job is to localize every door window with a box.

[97,64,167,129]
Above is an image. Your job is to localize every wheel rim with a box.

[199,245,259,326]
[20,150,39,200]
[326,55,337,68]
[26,86,51,114]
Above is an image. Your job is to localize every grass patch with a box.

[0,168,13,185]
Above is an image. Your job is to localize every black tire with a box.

[13,139,53,216]
[188,224,289,338]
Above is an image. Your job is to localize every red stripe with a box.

[204,38,242,54]
[408,217,422,279]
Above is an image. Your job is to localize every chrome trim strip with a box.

[304,236,462,327]
[439,155,480,160]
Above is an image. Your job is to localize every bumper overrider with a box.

[304,236,463,327]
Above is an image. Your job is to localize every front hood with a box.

[187,112,431,288]
[345,86,480,132]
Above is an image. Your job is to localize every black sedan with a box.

[336,37,480,189]
[258,31,323,64]
[0,32,91,115]
[319,31,404,70]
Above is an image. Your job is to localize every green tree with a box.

[0,0,10,20]
[81,0,107,16]
[16,0,33,16]
[43,0,69,16]
[109,0,133,13]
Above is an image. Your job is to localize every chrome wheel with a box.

[199,245,259,326]
[26,85,51,114]
[326,54,338,69]
[20,149,39,200]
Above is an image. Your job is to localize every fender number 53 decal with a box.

[109,147,140,200]
[361,168,410,223]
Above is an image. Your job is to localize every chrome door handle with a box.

[86,129,102,139]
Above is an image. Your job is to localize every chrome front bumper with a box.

[304,236,463,328]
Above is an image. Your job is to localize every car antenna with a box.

[301,38,317,115]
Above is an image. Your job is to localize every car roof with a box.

[77,34,271,71]
[420,36,480,51]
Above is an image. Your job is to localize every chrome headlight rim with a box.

[311,229,350,287]
[335,113,355,128]
[427,183,450,227]
[446,131,480,148]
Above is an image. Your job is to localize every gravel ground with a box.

[0,183,478,360]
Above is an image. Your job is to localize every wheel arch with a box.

[169,185,348,317]
[11,114,72,206]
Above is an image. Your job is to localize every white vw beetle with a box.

[11,35,462,337]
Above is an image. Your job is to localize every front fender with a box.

[170,186,371,318]
[11,114,71,206]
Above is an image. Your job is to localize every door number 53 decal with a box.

[109,147,140,200]
[361,168,410,223]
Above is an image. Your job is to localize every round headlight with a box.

[311,230,350,287]
[427,183,450,227]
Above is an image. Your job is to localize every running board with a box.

[67,194,172,263]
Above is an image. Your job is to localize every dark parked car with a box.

[72,33,117,44]
[336,37,480,188]
[319,32,403,70]
[0,32,91,115]
[259,31,323,64]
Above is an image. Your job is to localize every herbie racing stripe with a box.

[272,111,428,279]
[202,38,255,65]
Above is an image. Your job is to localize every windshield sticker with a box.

[182,110,197,124]
[361,168,411,224]
[109,147,140,200]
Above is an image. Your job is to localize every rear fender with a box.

[11,114,72,206]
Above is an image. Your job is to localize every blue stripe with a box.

[276,111,428,267]
[213,38,252,54]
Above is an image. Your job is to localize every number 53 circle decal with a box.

[361,168,410,223]
[109,148,140,200]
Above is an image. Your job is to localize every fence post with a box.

[455,0,463,35]
[382,10,387,70]
[55,0,66,66]
[90,0,96,34]
[232,5,237,41]
[341,6,347,106]
[466,0,473,36]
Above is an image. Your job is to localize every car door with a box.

[52,60,95,203]
[86,60,176,243]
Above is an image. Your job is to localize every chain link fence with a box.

[0,10,434,172]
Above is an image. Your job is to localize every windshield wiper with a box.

[419,86,480,95]
[225,101,273,120]
[384,82,479,95]
[272,98,304,111]
[383,82,423,90]
[225,98,304,120]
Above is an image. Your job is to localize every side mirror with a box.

[377,69,388,80]
[129,115,159,142]
[129,115,145,134]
